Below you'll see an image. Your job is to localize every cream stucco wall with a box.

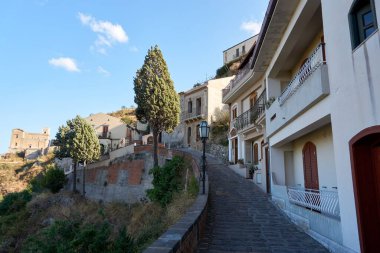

[223,35,258,65]
[85,113,139,151]
[289,124,337,190]
[321,1,380,251]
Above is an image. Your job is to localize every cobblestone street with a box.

[191,152,328,253]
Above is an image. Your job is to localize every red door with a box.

[303,142,319,190]
[350,127,380,252]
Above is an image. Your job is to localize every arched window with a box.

[349,0,378,49]
[253,143,259,165]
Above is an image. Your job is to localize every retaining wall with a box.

[144,150,209,253]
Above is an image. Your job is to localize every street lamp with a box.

[199,121,209,194]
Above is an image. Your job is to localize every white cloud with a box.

[97,66,110,76]
[240,20,262,35]
[78,12,128,54]
[48,57,80,72]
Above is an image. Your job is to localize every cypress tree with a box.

[134,45,180,166]
[55,115,100,193]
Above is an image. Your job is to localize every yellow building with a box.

[8,128,50,157]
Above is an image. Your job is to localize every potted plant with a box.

[245,164,253,179]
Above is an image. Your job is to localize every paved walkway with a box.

[183,150,328,253]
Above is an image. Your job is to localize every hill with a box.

[108,107,137,126]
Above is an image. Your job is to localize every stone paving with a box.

[186,150,329,253]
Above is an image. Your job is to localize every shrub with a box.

[28,164,66,193]
[43,166,66,193]
[22,220,137,253]
[188,175,199,197]
[0,190,32,215]
[146,156,185,206]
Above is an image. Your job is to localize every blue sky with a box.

[0,0,267,153]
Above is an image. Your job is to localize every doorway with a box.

[265,147,271,194]
[302,142,319,190]
[350,126,380,252]
[233,138,238,164]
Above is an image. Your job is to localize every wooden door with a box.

[234,138,238,164]
[350,128,380,252]
[302,142,319,190]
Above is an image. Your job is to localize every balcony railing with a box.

[222,53,255,99]
[233,90,266,130]
[287,186,340,219]
[278,43,326,106]
[182,111,204,121]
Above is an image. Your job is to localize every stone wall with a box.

[206,143,228,164]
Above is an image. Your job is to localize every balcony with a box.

[222,53,255,103]
[287,187,340,219]
[233,90,266,131]
[266,43,330,136]
[182,111,205,123]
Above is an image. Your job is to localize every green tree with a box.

[55,116,100,193]
[133,46,180,166]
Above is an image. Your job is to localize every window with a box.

[196,98,201,115]
[236,48,239,57]
[102,125,108,138]
[242,45,246,55]
[349,0,378,49]
[29,144,32,148]
[187,127,191,145]
[188,100,193,113]
[15,142,18,147]
[15,134,18,138]
[232,108,237,119]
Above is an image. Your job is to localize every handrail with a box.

[233,89,266,130]
[287,186,340,219]
[278,43,326,106]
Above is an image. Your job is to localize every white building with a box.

[162,77,233,150]
[257,0,379,252]
[85,113,141,153]
[222,41,269,192]
[223,35,258,65]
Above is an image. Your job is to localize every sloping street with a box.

[190,151,328,253]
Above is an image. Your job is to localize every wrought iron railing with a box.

[278,43,326,106]
[287,186,340,218]
[233,89,266,130]
[222,54,255,99]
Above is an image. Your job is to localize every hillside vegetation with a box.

[0,155,198,252]
[0,154,55,197]
[108,107,137,126]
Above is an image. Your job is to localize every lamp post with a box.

[199,121,209,194]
